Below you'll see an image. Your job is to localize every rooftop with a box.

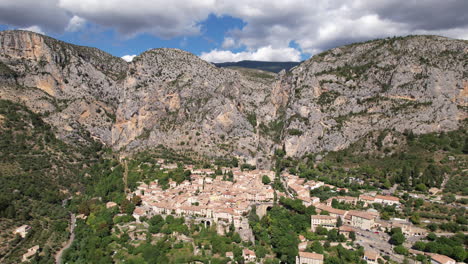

[364,250,379,260]
[375,195,400,201]
[298,252,324,260]
[430,253,455,264]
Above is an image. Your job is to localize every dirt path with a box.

[123,159,129,194]
[55,214,76,264]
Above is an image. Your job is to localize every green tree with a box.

[410,213,420,225]
[442,194,456,204]
[390,232,405,245]
[415,183,427,192]
[309,241,324,254]
[412,241,426,251]
[262,175,271,185]
[394,245,408,255]
[336,217,343,227]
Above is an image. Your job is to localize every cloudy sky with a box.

[0,0,467,62]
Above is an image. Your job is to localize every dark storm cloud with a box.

[371,0,468,30]
[0,0,70,32]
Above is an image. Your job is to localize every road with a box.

[55,214,76,264]
[384,184,399,195]
[355,229,405,263]
[280,176,295,198]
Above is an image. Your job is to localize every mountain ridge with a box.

[214,60,301,73]
[0,30,466,168]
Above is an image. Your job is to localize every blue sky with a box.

[0,1,467,62]
[0,14,253,60]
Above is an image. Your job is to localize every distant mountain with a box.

[214,60,300,73]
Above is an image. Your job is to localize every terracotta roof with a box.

[364,250,379,260]
[375,195,400,202]
[133,207,145,215]
[299,252,324,260]
[311,215,336,220]
[349,210,377,220]
[337,196,357,201]
[430,254,455,264]
[339,225,355,232]
[359,195,375,201]
[315,204,347,216]
[243,248,256,256]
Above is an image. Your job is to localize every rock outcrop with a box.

[0,31,466,167]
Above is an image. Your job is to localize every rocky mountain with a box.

[0,30,466,168]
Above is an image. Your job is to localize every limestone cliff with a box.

[0,31,466,167]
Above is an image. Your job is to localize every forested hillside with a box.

[0,100,103,263]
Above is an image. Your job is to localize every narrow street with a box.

[55,214,76,264]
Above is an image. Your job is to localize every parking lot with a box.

[355,229,405,263]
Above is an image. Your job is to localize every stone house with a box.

[311,215,337,231]
[296,252,324,264]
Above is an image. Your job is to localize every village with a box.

[9,156,463,264]
[131,164,276,241]
[123,160,462,264]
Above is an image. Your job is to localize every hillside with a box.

[0,30,466,168]
[0,100,103,263]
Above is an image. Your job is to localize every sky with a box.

[0,0,467,63]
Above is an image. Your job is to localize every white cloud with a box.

[121,54,137,62]
[200,46,301,63]
[213,0,468,54]
[58,0,215,38]
[19,25,45,35]
[221,37,236,49]
[1,0,467,57]
[65,15,86,32]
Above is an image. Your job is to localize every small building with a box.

[106,201,118,208]
[14,225,31,238]
[76,214,87,220]
[391,221,427,237]
[347,211,377,230]
[429,253,456,264]
[311,215,337,231]
[314,204,348,219]
[298,234,306,242]
[338,225,355,239]
[363,250,380,264]
[310,197,320,205]
[243,248,256,262]
[225,251,234,260]
[326,196,358,206]
[296,252,324,264]
[132,207,145,222]
[374,195,400,206]
[298,241,308,251]
[359,195,375,206]
[22,245,40,262]
[428,188,441,195]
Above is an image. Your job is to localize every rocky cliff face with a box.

[0,30,127,145]
[283,36,468,157]
[0,31,466,167]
